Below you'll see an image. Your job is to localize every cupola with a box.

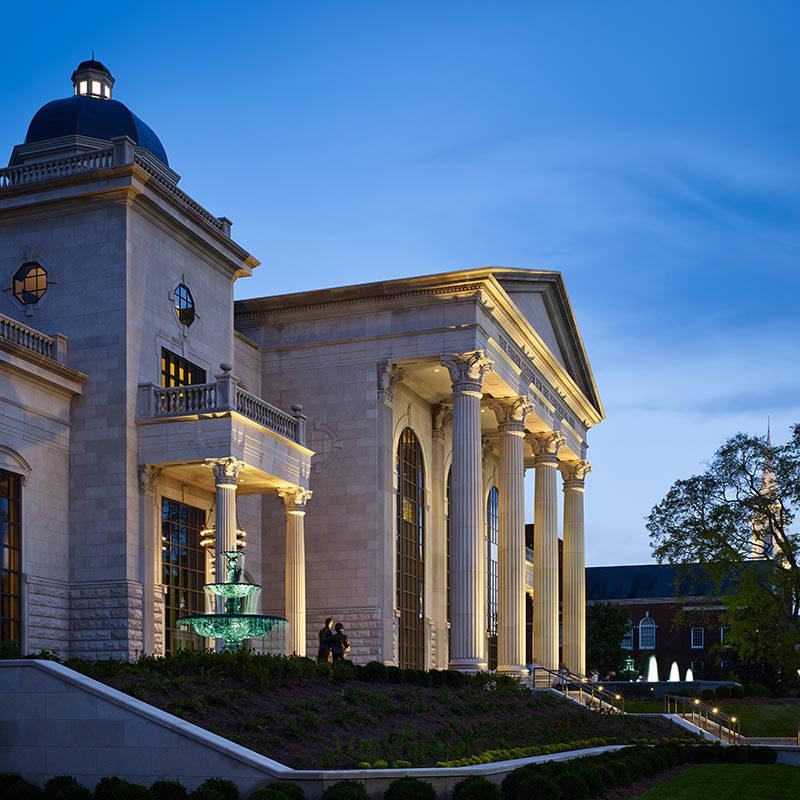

[71,58,115,100]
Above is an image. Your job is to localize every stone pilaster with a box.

[526,430,565,671]
[278,487,313,657]
[431,402,452,668]
[491,398,532,677]
[138,464,161,654]
[559,459,591,676]
[442,350,493,671]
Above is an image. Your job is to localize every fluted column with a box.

[526,431,564,670]
[442,350,493,671]
[491,398,532,677]
[278,487,313,657]
[559,460,591,676]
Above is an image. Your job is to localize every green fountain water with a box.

[177,550,286,652]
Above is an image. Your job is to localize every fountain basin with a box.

[177,612,286,651]
[203,583,258,599]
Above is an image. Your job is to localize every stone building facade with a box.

[0,62,604,673]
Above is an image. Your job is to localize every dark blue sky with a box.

[2,1,798,564]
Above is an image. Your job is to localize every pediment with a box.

[491,269,603,418]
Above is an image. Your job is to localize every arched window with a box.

[486,486,499,670]
[621,619,634,650]
[174,283,196,326]
[0,469,22,645]
[396,428,425,669]
[446,466,451,654]
[639,616,656,650]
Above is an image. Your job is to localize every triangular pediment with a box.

[490,269,603,418]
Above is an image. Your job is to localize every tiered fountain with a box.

[177,550,286,652]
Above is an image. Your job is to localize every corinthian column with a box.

[559,460,590,676]
[278,487,313,657]
[525,431,564,671]
[442,350,493,671]
[206,457,245,557]
[206,458,245,633]
[491,398,532,677]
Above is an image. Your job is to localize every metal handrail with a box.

[664,693,741,744]
[530,666,625,714]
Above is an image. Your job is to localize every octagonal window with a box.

[13,262,47,305]
[174,283,195,326]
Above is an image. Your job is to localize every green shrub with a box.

[319,782,368,800]
[95,779,151,800]
[383,777,435,800]
[187,789,223,800]
[451,776,501,800]
[360,661,388,683]
[150,783,187,800]
[501,770,560,800]
[553,772,588,800]
[566,766,604,798]
[3,780,43,800]
[0,776,26,800]
[41,778,91,800]
[196,781,237,800]
[248,785,305,800]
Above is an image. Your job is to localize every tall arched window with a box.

[446,466,451,656]
[0,470,22,645]
[639,616,656,650]
[486,486,499,670]
[396,428,425,669]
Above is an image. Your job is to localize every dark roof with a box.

[25,96,168,166]
[586,564,717,602]
[74,59,113,76]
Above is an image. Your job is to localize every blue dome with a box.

[25,95,169,166]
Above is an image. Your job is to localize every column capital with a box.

[137,464,161,495]
[491,396,533,433]
[377,361,404,402]
[278,486,313,514]
[205,457,245,486]
[441,350,493,395]
[525,430,565,464]
[432,402,452,441]
[559,459,592,489]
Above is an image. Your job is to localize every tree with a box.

[647,424,800,690]
[585,602,630,676]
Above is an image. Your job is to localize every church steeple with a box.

[71,58,115,100]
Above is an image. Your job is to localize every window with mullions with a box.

[174,283,196,327]
[161,348,206,388]
[396,428,425,669]
[446,467,451,655]
[13,262,47,305]
[691,627,705,649]
[639,616,656,650]
[486,486,499,670]
[621,619,634,650]
[161,498,207,654]
[0,470,21,645]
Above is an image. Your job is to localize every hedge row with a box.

[0,745,777,800]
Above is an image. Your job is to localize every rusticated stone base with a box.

[69,580,144,660]
[304,607,383,663]
[26,576,70,656]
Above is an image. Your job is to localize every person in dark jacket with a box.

[318,617,334,662]
[330,622,350,663]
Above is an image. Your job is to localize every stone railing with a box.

[0,149,114,187]
[0,312,67,364]
[0,137,229,236]
[138,371,306,445]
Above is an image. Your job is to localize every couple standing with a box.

[317,617,350,663]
